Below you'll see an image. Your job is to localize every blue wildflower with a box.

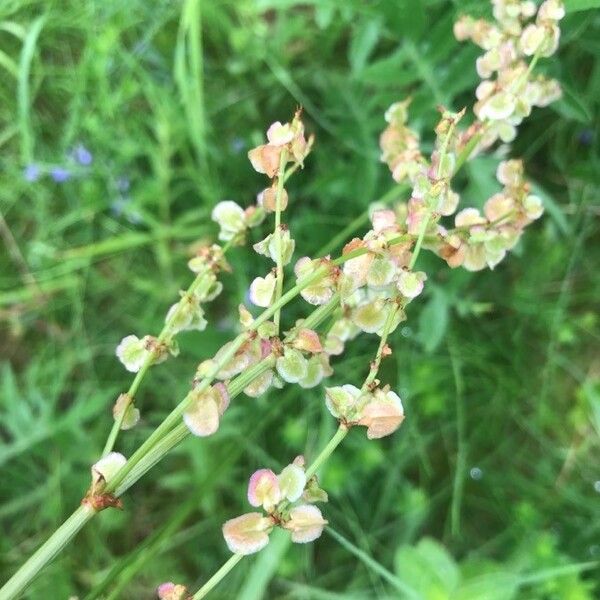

[23,164,40,182]
[74,144,93,166]
[51,167,71,183]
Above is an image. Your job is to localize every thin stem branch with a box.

[273,150,288,333]
[192,553,244,599]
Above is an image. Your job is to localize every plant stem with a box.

[273,150,288,333]
[0,506,94,600]
[104,239,236,456]
[2,95,507,594]
[192,553,244,599]
[304,425,349,479]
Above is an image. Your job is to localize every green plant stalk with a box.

[3,107,494,596]
[103,268,212,455]
[273,150,289,333]
[115,295,341,497]
[0,506,94,600]
[104,236,237,456]
[193,553,244,600]
[0,295,340,599]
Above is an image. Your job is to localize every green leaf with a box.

[564,0,600,12]
[553,83,593,123]
[417,288,449,353]
[395,537,460,596]
[454,572,519,600]
[349,17,382,73]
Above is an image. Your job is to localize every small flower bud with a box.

[157,583,188,600]
[257,185,289,213]
[222,512,273,555]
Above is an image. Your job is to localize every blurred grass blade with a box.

[326,527,419,599]
[18,15,45,163]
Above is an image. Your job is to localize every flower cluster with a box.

[248,110,313,181]
[23,143,93,183]
[116,245,229,373]
[379,99,426,185]
[434,159,544,271]
[454,0,564,147]
[222,457,328,555]
[325,384,404,439]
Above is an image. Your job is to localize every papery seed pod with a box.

[324,384,361,420]
[116,335,149,373]
[249,273,277,308]
[292,329,323,354]
[366,257,396,289]
[266,121,295,146]
[523,194,544,220]
[484,193,515,222]
[276,348,309,383]
[278,464,306,502]
[183,386,227,437]
[397,270,427,300]
[248,144,283,178]
[248,469,281,510]
[211,200,246,242]
[112,393,140,431]
[352,300,388,334]
[222,512,273,555]
[257,185,289,213]
[358,389,405,439]
[244,369,274,398]
[284,505,327,544]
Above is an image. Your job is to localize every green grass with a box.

[1,0,599,598]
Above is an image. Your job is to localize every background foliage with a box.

[1,0,599,598]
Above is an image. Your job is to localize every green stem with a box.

[193,554,244,599]
[408,214,431,271]
[104,240,236,456]
[304,425,349,479]
[273,150,288,333]
[0,506,94,600]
